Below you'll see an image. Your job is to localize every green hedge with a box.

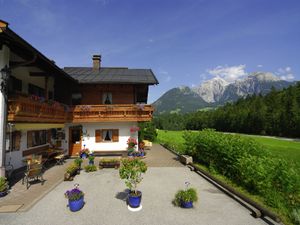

[183,129,300,224]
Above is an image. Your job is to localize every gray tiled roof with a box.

[63,67,159,85]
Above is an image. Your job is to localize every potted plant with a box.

[74,158,83,169]
[119,158,147,210]
[88,155,95,165]
[80,147,89,158]
[174,182,198,208]
[0,176,8,197]
[64,163,80,181]
[84,164,97,172]
[65,184,84,212]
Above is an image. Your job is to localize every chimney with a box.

[92,55,101,71]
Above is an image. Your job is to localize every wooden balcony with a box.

[7,95,68,123]
[7,95,154,124]
[69,104,154,123]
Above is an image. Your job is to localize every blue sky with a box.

[1,0,300,103]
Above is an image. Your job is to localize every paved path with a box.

[0,144,278,225]
[0,160,72,212]
[143,144,183,167]
[0,167,274,225]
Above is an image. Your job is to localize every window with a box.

[72,93,82,105]
[9,76,22,93]
[6,131,21,152]
[95,129,119,142]
[28,83,45,98]
[27,130,48,148]
[102,92,112,104]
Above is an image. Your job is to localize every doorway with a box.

[69,127,82,156]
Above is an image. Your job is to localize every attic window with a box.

[102,92,112,104]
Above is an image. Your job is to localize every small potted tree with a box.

[65,184,84,212]
[174,182,198,208]
[119,158,147,210]
[0,176,9,197]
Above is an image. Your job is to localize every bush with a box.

[183,129,300,224]
[0,177,8,192]
[74,158,83,167]
[84,165,97,172]
[139,122,157,142]
[66,163,79,175]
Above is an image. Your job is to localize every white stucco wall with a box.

[66,122,139,152]
[5,130,27,169]
[0,45,10,176]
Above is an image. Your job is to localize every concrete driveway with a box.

[0,158,276,225]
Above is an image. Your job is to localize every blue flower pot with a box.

[128,191,142,208]
[69,197,84,212]
[89,160,94,165]
[181,201,193,208]
[81,153,87,159]
[140,152,145,157]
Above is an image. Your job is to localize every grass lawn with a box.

[156,130,185,154]
[239,134,300,166]
[157,129,300,168]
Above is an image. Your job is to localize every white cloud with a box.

[257,64,263,68]
[285,66,291,72]
[277,66,295,81]
[280,74,295,81]
[207,65,247,83]
[148,39,154,43]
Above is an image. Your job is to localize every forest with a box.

[153,82,300,138]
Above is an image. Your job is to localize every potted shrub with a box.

[174,182,198,208]
[88,155,95,165]
[119,158,147,210]
[65,184,84,212]
[0,176,8,197]
[80,147,89,158]
[84,164,97,172]
[74,158,83,169]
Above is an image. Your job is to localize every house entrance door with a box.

[69,127,82,156]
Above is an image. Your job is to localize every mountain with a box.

[152,86,208,114]
[153,72,295,114]
[220,72,292,103]
[193,77,229,103]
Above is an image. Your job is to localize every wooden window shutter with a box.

[27,131,33,148]
[112,129,119,142]
[95,129,102,143]
[15,131,21,150]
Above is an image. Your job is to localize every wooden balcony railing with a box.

[69,104,154,122]
[7,95,68,123]
[7,95,154,123]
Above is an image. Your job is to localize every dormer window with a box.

[103,92,112,104]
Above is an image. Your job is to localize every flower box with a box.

[99,157,121,169]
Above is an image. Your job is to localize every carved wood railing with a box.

[69,104,154,122]
[7,95,154,123]
[7,95,68,123]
